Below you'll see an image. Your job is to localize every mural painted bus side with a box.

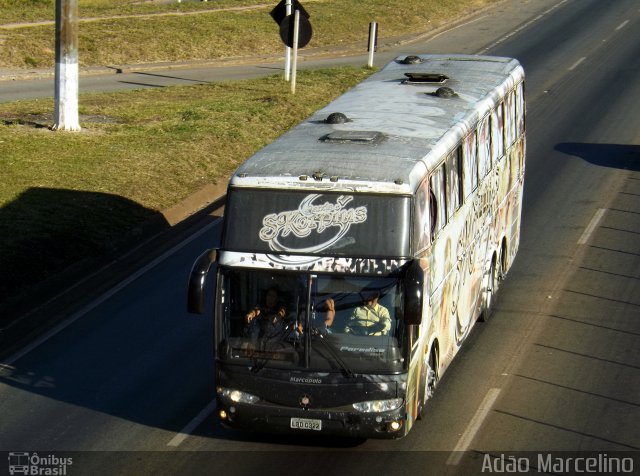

[188,54,525,438]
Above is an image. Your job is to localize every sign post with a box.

[291,9,299,94]
[284,0,292,81]
[367,22,378,68]
[271,0,312,89]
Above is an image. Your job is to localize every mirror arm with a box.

[187,248,218,314]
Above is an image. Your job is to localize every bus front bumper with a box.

[216,397,408,439]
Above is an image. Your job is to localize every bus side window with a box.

[462,133,478,199]
[414,179,431,252]
[477,114,491,178]
[516,82,525,136]
[491,103,505,162]
[505,90,516,147]
[446,148,462,219]
[430,165,447,239]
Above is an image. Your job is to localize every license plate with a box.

[290,417,322,431]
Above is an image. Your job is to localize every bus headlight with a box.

[352,398,403,413]
[217,387,260,404]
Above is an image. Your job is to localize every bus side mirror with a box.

[404,259,424,326]
[187,248,218,315]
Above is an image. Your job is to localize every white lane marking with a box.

[616,20,629,31]
[447,388,501,465]
[568,56,586,71]
[167,399,217,447]
[1,217,222,368]
[578,208,606,245]
[476,0,569,55]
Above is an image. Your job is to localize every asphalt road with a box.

[1,0,639,474]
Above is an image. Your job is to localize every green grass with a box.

[0,0,491,69]
[2,67,372,209]
[0,0,270,23]
[0,66,372,316]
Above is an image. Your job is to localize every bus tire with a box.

[479,254,500,322]
[427,348,439,398]
[417,347,439,420]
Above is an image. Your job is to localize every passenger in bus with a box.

[323,298,336,332]
[295,298,336,336]
[345,291,391,336]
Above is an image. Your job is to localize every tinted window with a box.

[218,269,407,373]
[516,82,525,135]
[414,179,431,252]
[478,114,491,178]
[491,103,505,161]
[430,165,447,237]
[505,91,516,147]
[446,148,462,219]
[463,133,478,199]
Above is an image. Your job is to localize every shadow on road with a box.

[0,187,169,342]
[555,143,640,171]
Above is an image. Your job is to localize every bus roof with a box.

[230,54,524,194]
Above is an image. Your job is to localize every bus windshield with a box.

[217,268,408,374]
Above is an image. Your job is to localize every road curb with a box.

[162,181,228,226]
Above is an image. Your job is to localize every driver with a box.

[244,287,288,339]
[345,291,391,336]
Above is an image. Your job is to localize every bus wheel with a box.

[418,348,439,420]
[426,349,439,399]
[480,255,500,322]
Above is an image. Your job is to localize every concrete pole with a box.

[52,0,81,131]
[284,0,292,81]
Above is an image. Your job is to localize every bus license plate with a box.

[290,417,322,431]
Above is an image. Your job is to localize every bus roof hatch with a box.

[321,131,385,144]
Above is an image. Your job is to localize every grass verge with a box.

[0,0,492,69]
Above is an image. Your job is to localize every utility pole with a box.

[52,0,81,131]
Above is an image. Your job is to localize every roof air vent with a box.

[325,112,350,124]
[401,55,423,65]
[433,87,457,99]
[403,72,449,85]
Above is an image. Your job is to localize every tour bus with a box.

[188,54,525,439]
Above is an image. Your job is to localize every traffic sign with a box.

[270,0,309,26]
[279,14,312,49]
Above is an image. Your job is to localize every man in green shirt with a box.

[345,291,391,336]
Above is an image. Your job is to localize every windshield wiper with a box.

[312,332,355,378]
